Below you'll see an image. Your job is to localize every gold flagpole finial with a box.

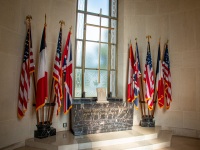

[146,35,151,42]
[166,39,169,45]
[159,37,161,44]
[69,26,72,34]
[59,20,65,28]
[44,14,47,27]
[135,38,137,43]
[26,15,32,22]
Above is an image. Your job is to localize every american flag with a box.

[36,25,48,111]
[18,27,35,118]
[133,42,141,108]
[53,27,63,115]
[29,26,35,73]
[127,43,134,102]
[144,42,154,110]
[156,43,164,108]
[62,31,73,114]
[162,44,172,109]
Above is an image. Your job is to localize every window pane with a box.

[111,0,117,17]
[110,71,116,97]
[86,26,99,41]
[100,44,108,69]
[85,42,98,68]
[101,18,109,27]
[87,0,109,16]
[101,28,108,42]
[111,19,117,44]
[111,45,116,69]
[78,0,85,11]
[84,70,107,97]
[76,13,84,39]
[87,15,99,26]
[75,69,82,97]
[76,41,82,67]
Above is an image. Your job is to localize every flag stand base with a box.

[34,122,56,139]
[140,115,155,127]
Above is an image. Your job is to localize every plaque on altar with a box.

[96,88,107,103]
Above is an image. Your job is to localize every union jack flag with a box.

[144,42,154,110]
[133,42,141,109]
[127,43,134,102]
[53,27,63,115]
[18,26,35,118]
[62,31,73,114]
[162,44,172,109]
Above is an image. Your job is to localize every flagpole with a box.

[41,14,47,124]
[48,20,66,123]
[26,15,40,125]
[146,35,151,117]
[151,38,161,118]
[135,38,144,117]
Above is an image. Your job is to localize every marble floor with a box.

[13,127,200,150]
[15,136,200,150]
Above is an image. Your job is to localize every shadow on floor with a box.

[159,135,200,150]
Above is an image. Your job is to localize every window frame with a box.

[74,0,118,98]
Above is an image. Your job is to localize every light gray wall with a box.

[0,0,76,148]
[118,0,200,137]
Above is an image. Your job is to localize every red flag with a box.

[18,27,35,118]
[156,43,164,108]
[144,42,154,110]
[36,25,48,111]
[62,31,73,114]
[53,27,63,115]
[127,43,134,102]
[162,44,172,109]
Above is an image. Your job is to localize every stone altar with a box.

[71,98,134,136]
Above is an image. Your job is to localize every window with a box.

[74,0,118,97]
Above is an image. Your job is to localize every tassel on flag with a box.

[144,41,154,110]
[62,30,73,114]
[127,43,134,102]
[18,26,35,118]
[156,43,164,108]
[162,44,172,109]
[36,24,48,111]
[53,27,63,115]
[133,42,141,108]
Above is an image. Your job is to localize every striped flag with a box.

[29,26,35,73]
[144,42,154,110]
[18,27,35,118]
[156,43,164,108]
[127,43,134,102]
[162,44,172,109]
[62,31,73,114]
[53,27,63,115]
[133,42,141,108]
[36,25,48,111]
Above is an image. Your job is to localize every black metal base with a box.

[34,122,56,139]
[140,116,155,127]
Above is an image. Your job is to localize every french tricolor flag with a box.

[36,26,48,111]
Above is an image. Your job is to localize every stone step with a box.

[25,126,172,150]
[82,130,172,150]
[76,126,161,149]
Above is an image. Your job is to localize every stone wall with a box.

[71,99,133,135]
